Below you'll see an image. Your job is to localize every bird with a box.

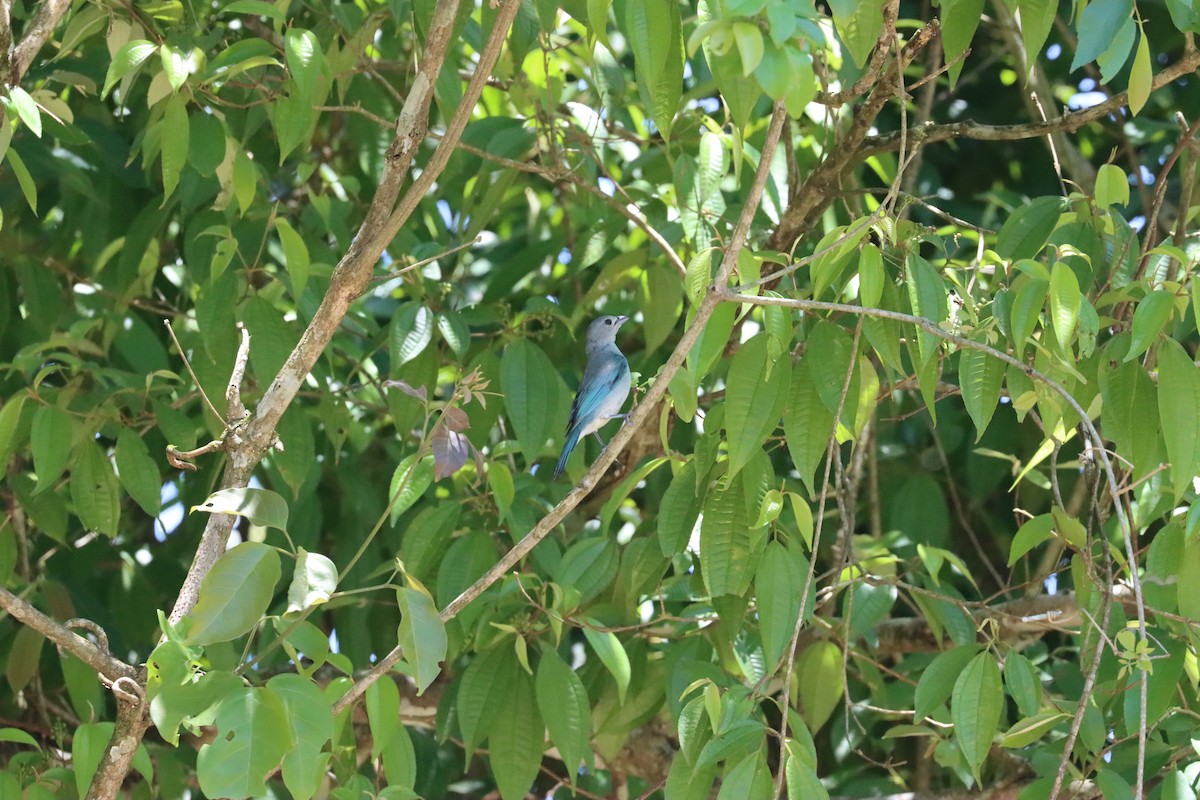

[553,315,632,478]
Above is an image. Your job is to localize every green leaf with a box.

[285,29,321,104]
[159,45,191,91]
[1124,289,1174,362]
[1156,338,1200,500]
[700,470,765,597]
[223,0,287,20]
[725,333,790,480]
[658,459,702,556]
[905,254,948,366]
[1003,652,1042,717]
[952,652,1003,784]
[71,440,121,537]
[717,750,773,800]
[388,453,435,526]
[755,539,811,670]
[390,304,435,368]
[828,0,882,67]
[1017,0,1057,72]
[489,462,514,521]
[1180,536,1200,621]
[1073,0,1134,71]
[5,148,37,212]
[286,548,337,613]
[366,675,401,757]
[489,665,544,800]
[184,542,282,645]
[858,244,883,307]
[6,625,44,694]
[457,645,518,758]
[536,650,593,777]
[1049,261,1080,348]
[0,394,27,477]
[31,404,73,493]
[796,641,843,732]
[275,218,310,297]
[196,686,293,799]
[939,0,985,87]
[1094,163,1130,208]
[0,727,39,748]
[555,537,620,604]
[784,359,836,494]
[1008,513,1054,565]
[731,22,764,75]
[914,644,979,720]
[784,740,829,800]
[1127,28,1152,116]
[1099,344,1163,480]
[116,428,162,516]
[501,338,562,460]
[7,87,42,138]
[269,674,334,800]
[685,248,717,306]
[193,487,290,530]
[145,644,242,744]
[1009,276,1048,356]
[582,624,631,703]
[958,342,1004,441]
[699,1,759,130]
[996,196,1064,260]
[161,94,190,198]
[102,40,157,98]
[624,0,683,141]
[273,90,314,162]
[1001,711,1070,748]
[397,586,447,694]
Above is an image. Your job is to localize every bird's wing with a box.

[565,353,629,435]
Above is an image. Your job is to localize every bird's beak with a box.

[615,315,630,327]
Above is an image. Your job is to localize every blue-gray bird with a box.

[553,315,632,478]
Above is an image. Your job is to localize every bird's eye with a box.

[605,319,612,324]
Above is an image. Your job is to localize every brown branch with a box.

[9,0,69,83]
[331,102,792,716]
[165,0,476,628]
[766,3,939,252]
[0,587,136,682]
[0,1,12,84]
[83,695,149,800]
[1136,113,1200,274]
[859,46,1200,159]
[814,0,904,107]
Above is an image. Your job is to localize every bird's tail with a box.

[553,430,580,478]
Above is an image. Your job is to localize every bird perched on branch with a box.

[553,315,631,478]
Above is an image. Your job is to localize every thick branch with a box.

[9,0,70,83]
[166,0,481,626]
[83,701,150,800]
[766,2,937,251]
[0,587,136,682]
[332,103,792,716]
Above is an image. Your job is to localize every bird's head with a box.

[585,314,629,347]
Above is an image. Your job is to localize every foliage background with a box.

[1,0,1199,798]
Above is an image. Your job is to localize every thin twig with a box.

[164,320,225,425]
[1136,113,1200,275]
[369,236,482,284]
[773,319,863,799]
